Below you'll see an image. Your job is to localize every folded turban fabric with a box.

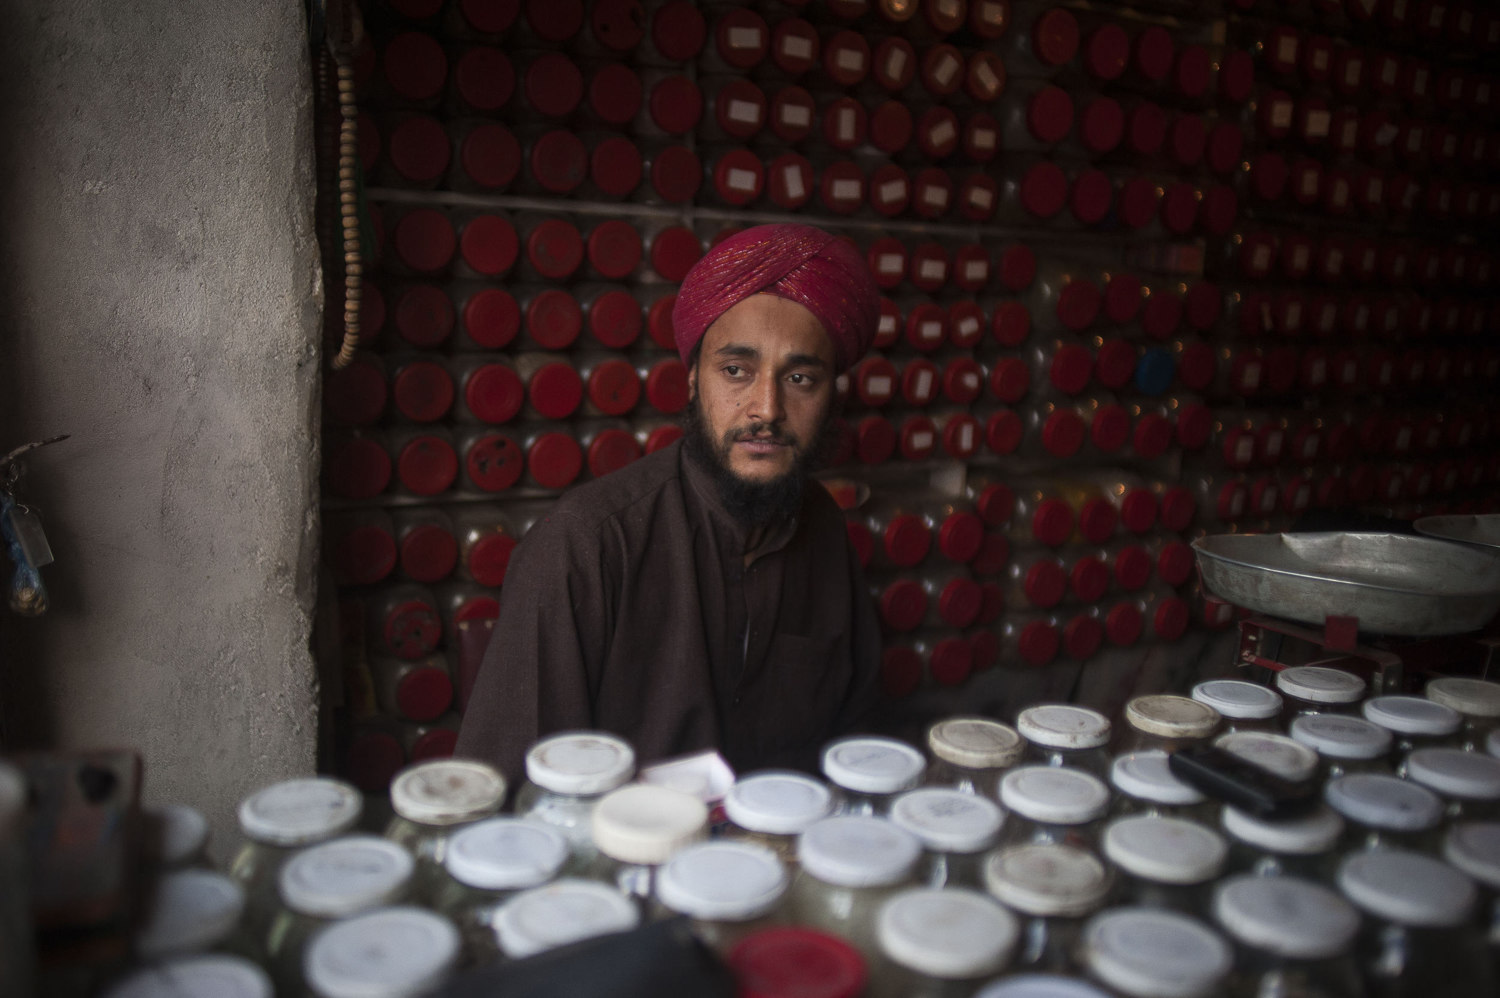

[671,224,880,374]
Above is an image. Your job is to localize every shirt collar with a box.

[678,440,802,561]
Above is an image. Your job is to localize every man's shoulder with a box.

[532,441,684,538]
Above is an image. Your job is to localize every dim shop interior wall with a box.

[0,0,322,849]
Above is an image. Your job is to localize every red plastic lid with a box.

[880,646,923,699]
[1071,556,1110,602]
[527,363,584,420]
[590,0,645,51]
[714,79,767,140]
[899,416,938,461]
[651,1,705,61]
[1160,183,1198,235]
[855,416,896,464]
[912,168,953,219]
[1032,498,1074,546]
[937,578,983,628]
[1063,615,1103,660]
[466,433,523,491]
[1175,400,1213,449]
[389,115,449,184]
[1168,114,1206,168]
[1175,43,1211,96]
[1205,123,1244,177]
[1142,291,1183,340]
[873,36,917,91]
[1078,498,1118,543]
[644,145,697,204]
[588,137,643,198]
[1123,102,1164,157]
[457,216,516,277]
[586,360,641,416]
[884,514,932,567]
[408,728,457,763]
[1111,545,1150,592]
[465,364,525,424]
[769,17,819,75]
[585,291,641,349]
[819,161,864,215]
[821,98,866,150]
[928,638,972,686]
[941,413,982,459]
[394,209,456,274]
[974,538,1010,580]
[921,44,965,97]
[528,130,587,194]
[641,424,682,455]
[345,732,405,794]
[1027,87,1074,144]
[879,579,928,632]
[393,361,455,423]
[649,76,703,136]
[1084,23,1129,80]
[327,437,391,499]
[985,305,1028,353]
[525,0,582,42]
[1079,97,1124,154]
[1105,273,1143,324]
[866,238,907,289]
[868,164,909,217]
[856,354,895,403]
[455,125,520,191]
[384,32,447,101]
[984,357,1025,405]
[1033,8,1079,66]
[1159,486,1195,532]
[1040,409,1084,457]
[969,0,1010,39]
[1025,560,1067,608]
[524,289,582,350]
[1133,413,1173,458]
[1156,542,1195,587]
[715,8,769,69]
[975,483,1015,527]
[1117,177,1159,230]
[1070,169,1112,225]
[909,243,949,292]
[1019,161,1067,219]
[951,246,989,294]
[649,226,702,282]
[400,524,457,584]
[965,50,1006,102]
[525,52,583,118]
[1090,405,1130,453]
[643,358,688,414]
[586,429,641,479]
[1150,597,1189,641]
[1106,602,1143,646]
[986,410,1023,455]
[1133,25,1174,81]
[946,304,985,353]
[1056,281,1102,332]
[459,0,520,33]
[1115,490,1156,535]
[1095,340,1135,390]
[963,112,1000,162]
[1018,620,1060,666]
[823,30,870,86]
[327,358,387,427]
[998,245,1036,291]
[1049,344,1092,395]
[527,432,583,490]
[1199,186,1237,236]
[397,435,458,495]
[860,103,910,159]
[1219,48,1254,102]
[333,522,396,585]
[582,221,640,280]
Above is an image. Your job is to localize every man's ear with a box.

[686,363,697,400]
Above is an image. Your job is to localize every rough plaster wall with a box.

[0,0,322,852]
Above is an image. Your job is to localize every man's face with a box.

[687,293,837,488]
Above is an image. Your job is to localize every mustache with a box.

[727,426,798,446]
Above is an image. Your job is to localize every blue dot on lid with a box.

[1135,347,1176,396]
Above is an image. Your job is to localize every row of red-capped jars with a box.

[1204,406,1500,469]
[1241,144,1500,223]
[1244,0,1500,52]
[1192,461,1500,523]
[1224,229,1497,292]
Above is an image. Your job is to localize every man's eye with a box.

[724,365,742,376]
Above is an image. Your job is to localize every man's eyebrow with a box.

[713,344,760,359]
[783,352,832,371]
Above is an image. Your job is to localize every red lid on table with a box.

[903,306,946,354]
[941,413,982,459]
[1025,560,1067,608]
[1056,281,1102,332]
[394,361,455,423]
[879,579,927,632]
[327,437,391,499]
[822,30,870,86]
[930,638,974,686]
[642,425,683,455]
[1019,620,1061,666]
[1202,123,1244,177]
[1042,409,1085,457]
[1125,103,1167,158]
[868,101,913,156]
[456,125,520,191]
[458,216,517,277]
[389,115,449,184]
[873,299,900,350]
[1033,8,1079,66]
[868,164,910,217]
[649,76,703,136]
[525,53,583,118]
[1096,346,1136,392]
[585,360,641,416]
[1175,44,1211,97]
[975,484,1015,527]
[713,149,765,206]
[966,50,1006,102]
[769,17,818,76]
[986,305,1028,352]
[465,364,524,424]
[819,161,865,215]
[394,209,455,274]
[988,356,1029,403]
[1091,405,1130,453]
[1019,161,1067,220]
[853,357,896,407]
[866,238,907,290]
[939,511,985,565]
[900,358,940,404]
[1131,412,1170,458]
[1078,97,1124,154]
[524,289,581,350]
[1152,597,1189,641]
[986,410,1024,455]
[1115,545,1152,591]
[1106,602,1143,646]
[948,304,986,350]
[1156,541,1195,587]
[871,36,916,91]
[397,434,458,495]
[880,646,923,699]
[587,292,641,350]
[384,32,446,101]
[913,168,952,219]
[1266,25,1300,76]
[649,226,702,282]
[1160,183,1198,235]
[1117,178,1158,230]
[466,433,523,492]
[969,0,1010,38]
[999,245,1037,292]
[943,358,985,406]
[1159,486,1195,531]
[1071,556,1110,603]
[639,358,687,414]
[1220,49,1254,102]
[327,358,388,427]
[1084,23,1129,80]
[714,79,767,140]
[1142,291,1184,340]
[1258,91,1294,141]
[954,246,991,293]
[589,137,643,198]
[1239,231,1277,280]
[586,429,641,479]
[715,8,768,69]
[1063,615,1103,661]
[910,243,949,292]
[1070,169,1111,225]
[644,145,697,204]
[1116,490,1157,535]
[1026,87,1073,145]
[963,112,1000,162]
[1133,24,1174,81]
[884,514,932,567]
[730,927,868,998]
[651,1,705,61]
[919,44,965,98]
[459,0,519,33]
[1169,114,1206,168]
[916,106,959,159]
[1078,498,1118,543]
[527,363,584,420]
[333,523,396,586]
[590,0,644,51]
[1247,475,1280,515]
[528,130,586,194]
[1183,282,1221,332]
[1175,400,1213,450]
[527,432,583,490]
[1032,498,1075,546]
[899,416,939,461]
[525,0,582,42]
[400,525,457,584]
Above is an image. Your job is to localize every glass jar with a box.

[1214,731,1320,782]
[587,784,708,903]
[1323,773,1443,853]
[431,817,570,964]
[1101,816,1227,916]
[103,955,273,998]
[999,767,1110,850]
[1017,705,1112,778]
[723,770,835,866]
[790,815,922,961]
[140,803,211,871]
[133,869,248,961]
[1337,848,1490,996]
[1425,677,1500,753]
[727,927,868,998]
[384,758,507,898]
[1220,803,1345,881]
[1442,822,1500,966]
[1362,696,1463,761]
[227,778,363,942]
[982,843,1111,972]
[264,836,415,995]
[302,906,460,998]
[1109,751,1212,823]
[1290,714,1394,779]
[821,736,927,815]
[1491,730,1500,759]
[491,878,640,959]
[1117,695,1221,754]
[874,887,1020,997]
[1276,667,1367,724]
[972,975,1112,998]
[1212,874,1363,998]
[512,731,636,856]
[1078,907,1233,998]
[925,716,1025,798]
[1403,748,1500,821]
[654,840,788,954]
[889,788,1005,889]
[1191,679,1283,734]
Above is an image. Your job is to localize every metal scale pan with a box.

[1413,513,1500,552]
[1192,532,1500,637]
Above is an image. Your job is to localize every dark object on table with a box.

[1169,744,1318,818]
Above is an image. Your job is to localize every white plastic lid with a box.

[1110,751,1205,806]
[279,836,414,919]
[1405,747,1500,801]
[820,736,926,795]
[1081,907,1232,998]
[982,843,1110,917]
[1443,822,1500,889]
[1220,803,1344,855]
[1124,696,1220,739]
[928,717,1025,768]
[1289,714,1393,760]
[390,759,506,826]
[443,817,569,891]
[143,803,210,868]
[1361,696,1462,738]
[890,788,1005,853]
[134,870,246,959]
[1426,676,1500,719]
[798,815,921,887]
[655,840,787,921]
[1102,816,1227,885]
[590,784,707,865]
[1214,731,1319,781]
[724,771,834,835]
[1337,849,1477,927]
[1213,875,1360,960]
[1275,666,1366,704]
[525,731,635,796]
[493,878,640,958]
[1323,773,1442,831]
[237,778,362,846]
[1017,705,1112,749]
[303,906,460,998]
[1191,679,1282,720]
[104,956,272,998]
[1000,766,1111,825]
[974,975,1112,998]
[877,887,1020,979]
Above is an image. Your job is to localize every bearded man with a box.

[455,223,885,779]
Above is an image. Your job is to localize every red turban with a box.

[672,224,880,374]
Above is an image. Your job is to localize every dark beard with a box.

[681,394,835,529]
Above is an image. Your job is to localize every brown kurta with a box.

[454,440,884,782]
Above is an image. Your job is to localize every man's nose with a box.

[746,373,785,425]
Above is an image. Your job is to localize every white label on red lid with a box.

[1302,435,1319,459]
[1292,246,1310,271]
[780,104,811,127]
[879,179,907,203]
[1376,361,1392,384]
[1393,0,1407,18]
[1346,63,1362,87]
[933,54,960,87]
[919,319,943,342]
[885,48,907,79]
[1368,178,1383,202]
[1428,5,1443,28]
[728,100,761,125]
[1235,438,1255,464]
[1386,477,1402,499]
[957,316,980,338]
[1265,431,1284,458]
[832,178,861,201]
[959,423,974,452]
[867,375,892,397]
[962,371,980,389]
[1240,362,1262,390]
[911,431,934,450]
[836,48,865,73]
[1375,123,1399,147]
[1407,128,1424,153]
[1395,428,1412,450]
[1331,181,1349,208]
[782,165,805,199]
[1354,306,1369,330]
[1313,50,1329,71]
[1253,246,1272,272]
[919,260,945,281]
[971,127,996,150]
[837,108,856,142]
[1294,485,1310,509]
[1301,173,1318,198]
[727,168,757,192]
[1383,310,1399,333]
[1272,102,1293,128]
[914,369,934,398]
[781,36,813,60]
[1278,36,1297,64]
[1342,360,1358,382]
[1326,249,1343,274]
[1306,111,1331,138]
[1413,69,1429,95]
[922,185,949,209]
[975,61,999,93]
[964,261,988,281]
[976,0,1004,25]
[1285,302,1302,329]
[1230,492,1246,517]
[928,119,957,147]
[1319,305,1336,332]
[1476,81,1492,105]
[1382,60,1398,85]
[879,315,896,335]
[1341,121,1358,147]
[1259,486,1280,513]
[1359,0,1375,12]
[877,253,903,275]
[729,26,763,50]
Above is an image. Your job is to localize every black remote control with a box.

[1167,743,1319,818]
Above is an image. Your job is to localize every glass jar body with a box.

[1023,744,1110,780]
[915,849,988,890]
[873,963,991,998]
[925,758,1008,801]
[722,826,800,868]
[429,877,530,966]
[998,814,1099,852]
[513,781,607,856]
[1280,694,1360,728]
[1011,912,1087,973]
[384,815,468,899]
[227,841,297,944]
[833,788,903,817]
[1113,874,1212,918]
[787,874,907,962]
[1224,947,1363,998]
[1108,794,1217,826]
[1114,729,1214,756]
[1350,921,1493,997]
[1224,839,1339,883]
